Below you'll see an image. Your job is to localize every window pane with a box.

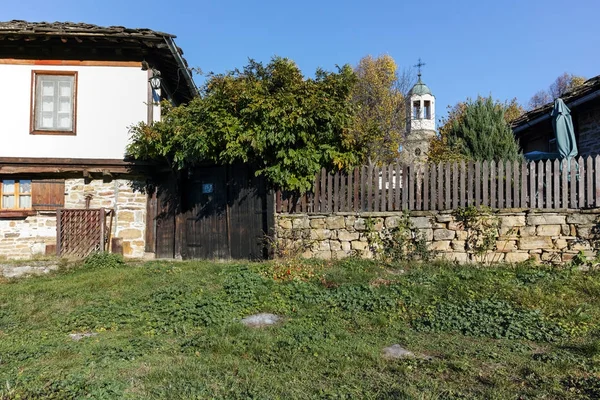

[58,115,71,129]
[19,195,31,209]
[42,97,54,112]
[42,82,55,96]
[59,82,72,96]
[42,113,54,128]
[59,97,71,113]
[3,180,15,193]
[19,180,31,194]
[2,195,15,209]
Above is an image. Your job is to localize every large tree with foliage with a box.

[127,57,358,192]
[429,96,521,162]
[528,72,586,110]
[429,97,523,162]
[344,55,414,164]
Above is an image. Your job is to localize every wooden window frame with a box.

[0,179,32,210]
[30,70,78,136]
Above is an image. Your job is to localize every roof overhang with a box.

[0,20,198,103]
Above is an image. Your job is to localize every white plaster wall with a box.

[0,64,148,159]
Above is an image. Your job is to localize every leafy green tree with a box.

[345,55,414,164]
[429,97,523,162]
[127,57,358,192]
[430,96,521,162]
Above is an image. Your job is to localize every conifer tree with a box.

[445,96,521,161]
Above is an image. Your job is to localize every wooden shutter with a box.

[32,179,65,211]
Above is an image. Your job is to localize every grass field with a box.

[1,254,599,399]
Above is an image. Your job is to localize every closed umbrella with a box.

[551,98,578,160]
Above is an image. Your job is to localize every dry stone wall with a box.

[0,178,147,260]
[275,210,600,263]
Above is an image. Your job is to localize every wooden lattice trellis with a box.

[57,209,111,257]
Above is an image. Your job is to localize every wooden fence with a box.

[57,208,112,257]
[275,156,600,213]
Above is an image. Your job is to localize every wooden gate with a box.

[57,209,108,257]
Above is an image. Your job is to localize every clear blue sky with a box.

[3,0,599,121]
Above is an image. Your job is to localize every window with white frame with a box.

[31,71,77,134]
[1,180,32,209]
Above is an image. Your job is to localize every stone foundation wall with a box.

[0,178,147,260]
[275,210,600,263]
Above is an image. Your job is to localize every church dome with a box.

[409,78,432,96]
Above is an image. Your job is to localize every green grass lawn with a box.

[1,255,600,399]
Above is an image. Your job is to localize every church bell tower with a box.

[402,59,436,163]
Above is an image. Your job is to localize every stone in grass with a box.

[382,344,415,359]
[69,332,98,341]
[241,313,282,328]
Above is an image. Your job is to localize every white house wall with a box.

[0,64,148,159]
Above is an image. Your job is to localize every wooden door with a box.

[183,167,229,259]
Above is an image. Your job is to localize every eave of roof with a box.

[0,20,198,102]
[511,74,600,131]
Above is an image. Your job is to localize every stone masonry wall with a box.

[64,179,147,258]
[275,210,600,263]
[0,178,147,260]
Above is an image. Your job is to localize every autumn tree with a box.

[429,97,523,162]
[127,57,358,192]
[528,73,586,110]
[345,54,415,164]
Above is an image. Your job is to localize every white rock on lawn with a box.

[241,313,282,328]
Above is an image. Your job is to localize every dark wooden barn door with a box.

[155,192,176,259]
[227,164,269,259]
[182,167,229,259]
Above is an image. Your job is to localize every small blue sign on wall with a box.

[202,183,214,194]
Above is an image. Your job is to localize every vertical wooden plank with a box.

[408,164,415,211]
[372,165,380,212]
[430,163,437,211]
[354,167,360,212]
[529,161,536,209]
[401,165,409,210]
[367,165,374,211]
[380,166,387,211]
[339,171,346,212]
[443,162,450,210]
[394,162,401,210]
[587,156,594,208]
[362,165,368,211]
[521,161,528,208]
[333,171,340,212]
[467,161,474,207]
[504,161,511,208]
[415,165,422,211]
[596,155,600,208]
[460,160,466,207]
[545,160,552,209]
[506,161,519,208]
[345,170,351,212]
[423,163,430,211]
[552,159,559,209]
[498,161,504,209]
[56,209,62,256]
[490,160,496,209]
[570,158,577,209]
[327,171,333,212]
[482,160,489,207]
[561,160,568,209]
[578,156,585,209]
[319,168,326,213]
[437,162,444,210]
[475,161,481,207]
[275,190,282,213]
[387,164,394,211]
[452,162,458,209]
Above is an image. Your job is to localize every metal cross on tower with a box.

[414,58,426,79]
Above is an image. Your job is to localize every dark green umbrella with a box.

[551,98,578,160]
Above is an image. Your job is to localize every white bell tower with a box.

[402,59,436,163]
